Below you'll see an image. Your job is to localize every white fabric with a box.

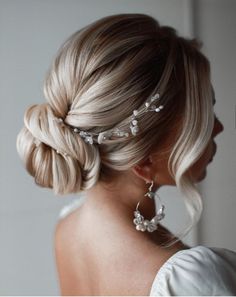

[149,245,236,296]
[58,201,236,296]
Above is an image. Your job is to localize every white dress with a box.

[59,200,236,296]
[149,245,236,296]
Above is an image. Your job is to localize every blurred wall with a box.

[193,0,236,250]
[0,0,235,295]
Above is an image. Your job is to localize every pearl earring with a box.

[133,180,165,232]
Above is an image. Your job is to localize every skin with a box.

[54,99,224,295]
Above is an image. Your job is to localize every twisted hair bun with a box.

[17,103,101,194]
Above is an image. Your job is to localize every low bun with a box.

[16,103,101,195]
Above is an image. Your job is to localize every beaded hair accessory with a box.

[54,92,164,145]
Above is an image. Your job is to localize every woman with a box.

[16,14,236,295]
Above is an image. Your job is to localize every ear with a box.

[131,155,154,183]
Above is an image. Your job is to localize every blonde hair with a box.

[16,14,214,246]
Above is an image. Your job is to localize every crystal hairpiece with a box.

[54,92,164,145]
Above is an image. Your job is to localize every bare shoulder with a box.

[54,206,79,256]
[54,205,83,295]
[55,203,82,246]
[53,206,189,295]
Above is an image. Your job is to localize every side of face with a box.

[187,113,224,182]
[132,96,224,186]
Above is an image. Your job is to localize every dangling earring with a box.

[133,180,165,232]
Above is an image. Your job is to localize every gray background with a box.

[0,0,235,295]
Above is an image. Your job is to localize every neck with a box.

[85,174,158,221]
[81,173,185,249]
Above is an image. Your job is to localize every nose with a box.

[212,115,224,138]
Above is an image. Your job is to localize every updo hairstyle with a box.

[17,14,214,242]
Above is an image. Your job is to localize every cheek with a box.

[187,143,213,180]
[152,154,176,186]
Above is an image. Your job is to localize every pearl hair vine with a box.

[53,91,164,145]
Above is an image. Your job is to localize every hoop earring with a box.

[133,180,165,232]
